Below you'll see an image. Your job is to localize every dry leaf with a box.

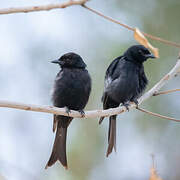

[134,28,159,58]
[149,155,163,180]
[149,167,163,180]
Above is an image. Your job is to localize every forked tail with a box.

[45,115,72,169]
[106,115,116,157]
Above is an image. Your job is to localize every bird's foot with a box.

[122,102,130,112]
[133,99,139,108]
[78,110,85,118]
[65,106,71,116]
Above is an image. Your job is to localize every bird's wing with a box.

[139,65,148,92]
[104,56,123,88]
[102,56,123,104]
[100,56,123,124]
[135,65,148,99]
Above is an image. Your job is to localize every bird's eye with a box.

[138,50,144,55]
[143,49,150,54]
[60,57,65,61]
[139,49,150,55]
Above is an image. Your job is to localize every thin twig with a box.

[137,107,180,122]
[83,4,180,48]
[0,1,179,48]
[0,0,87,15]
[0,57,179,119]
[138,58,180,104]
[153,89,180,96]
[142,32,180,48]
[82,4,134,31]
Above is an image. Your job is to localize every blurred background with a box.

[0,0,180,179]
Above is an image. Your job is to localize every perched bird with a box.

[46,52,91,169]
[99,45,155,157]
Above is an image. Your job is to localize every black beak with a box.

[146,53,156,59]
[51,59,59,64]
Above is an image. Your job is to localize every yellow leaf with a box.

[134,28,159,58]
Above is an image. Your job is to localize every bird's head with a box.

[124,45,156,64]
[51,52,87,69]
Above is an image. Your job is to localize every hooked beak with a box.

[146,53,156,59]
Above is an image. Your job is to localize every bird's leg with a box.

[122,102,130,112]
[133,99,139,107]
[78,110,85,118]
[65,106,71,116]
[132,99,139,108]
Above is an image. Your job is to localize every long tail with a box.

[45,115,72,169]
[106,115,116,157]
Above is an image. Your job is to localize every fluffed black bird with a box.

[46,52,91,169]
[99,45,155,157]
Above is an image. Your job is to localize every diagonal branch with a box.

[153,89,180,96]
[137,107,180,122]
[138,58,180,104]
[0,1,179,48]
[82,4,134,31]
[82,4,180,48]
[0,57,179,119]
[0,0,87,15]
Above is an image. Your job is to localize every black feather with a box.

[46,52,91,169]
[100,45,155,157]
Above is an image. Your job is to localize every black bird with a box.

[99,45,155,157]
[46,52,91,169]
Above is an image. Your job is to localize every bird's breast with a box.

[52,69,91,110]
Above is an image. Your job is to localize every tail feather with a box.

[106,115,116,157]
[53,115,58,133]
[45,115,72,169]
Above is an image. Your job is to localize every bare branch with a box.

[0,0,87,15]
[0,100,128,118]
[138,58,180,104]
[0,57,179,119]
[0,1,179,48]
[82,4,134,31]
[137,107,180,122]
[153,89,180,96]
[82,5,180,48]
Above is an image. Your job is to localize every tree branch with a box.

[0,0,87,15]
[153,89,180,96]
[0,57,179,119]
[138,57,180,104]
[0,100,127,118]
[0,1,180,48]
[137,107,180,122]
[82,4,134,31]
[82,4,180,48]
